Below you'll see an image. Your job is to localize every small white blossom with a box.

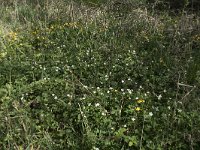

[131,117,136,121]
[102,112,106,116]
[93,146,99,150]
[178,101,182,104]
[127,89,132,94]
[178,109,182,112]
[93,91,97,94]
[149,112,153,117]
[83,85,88,89]
[67,94,72,98]
[158,94,162,100]
[95,103,100,107]
[109,87,113,90]
[55,67,60,72]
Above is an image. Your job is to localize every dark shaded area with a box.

[147,0,200,11]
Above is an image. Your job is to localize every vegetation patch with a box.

[0,0,200,149]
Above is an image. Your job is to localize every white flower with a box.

[127,89,132,94]
[178,101,182,104]
[178,109,182,112]
[168,106,171,110]
[67,94,72,98]
[83,85,88,89]
[158,94,162,100]
[135,97,139,100]
[55,67,59,72]
[121,80,125,83]
[54,96,58,100]
[93,91,97,94]
[123,124,127,128]
[149,112,153,117]
[131,117,136,121]
[93,147,99,150]
[95,103,100,107]
[102,112,106,116]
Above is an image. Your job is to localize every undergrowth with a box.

[0,0,200,149]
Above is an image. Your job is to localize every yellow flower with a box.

[0,51,7,59]
[135,107,141,111]
[137,99,145,103]
[8,31,17,40]
[32,31,37,35]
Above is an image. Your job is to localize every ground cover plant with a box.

[0,0,200,149]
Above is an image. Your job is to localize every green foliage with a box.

[0,0,200,149]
